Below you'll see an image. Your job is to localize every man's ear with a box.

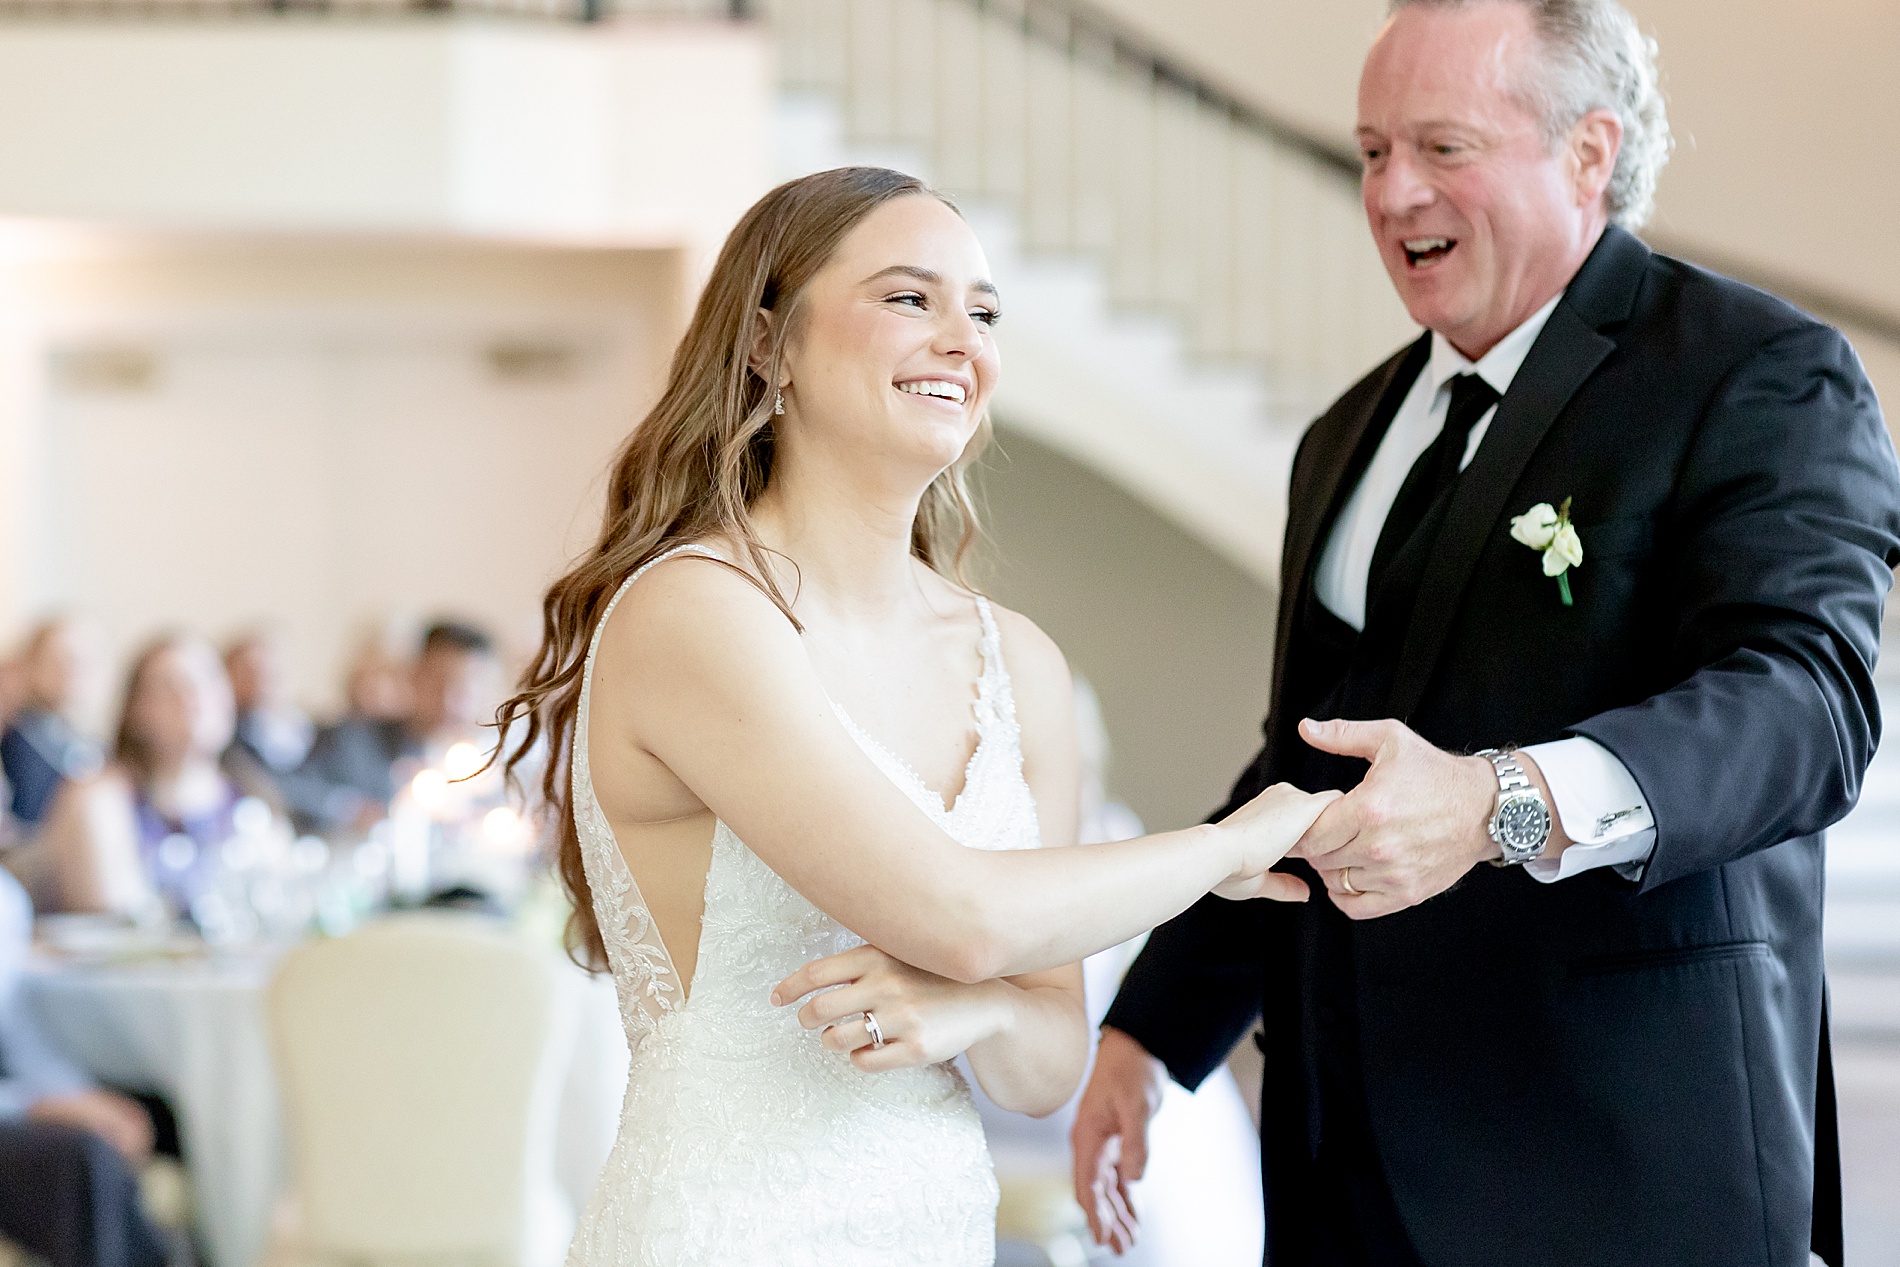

[747,307,782,387]
[1570,109,1623,212]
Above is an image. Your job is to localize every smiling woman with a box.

[487,166,1332,1266]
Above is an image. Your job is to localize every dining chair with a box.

[266,912,580,1267]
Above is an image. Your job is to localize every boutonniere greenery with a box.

[1509,497,1584,607]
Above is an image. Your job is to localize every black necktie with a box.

[1365,372,1502,598]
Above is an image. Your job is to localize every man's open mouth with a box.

[1403,237,1457,267]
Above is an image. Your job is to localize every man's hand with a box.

[1070,1027,1168,1255]
[1293,717,1541,918]
[28,1089,155,1163]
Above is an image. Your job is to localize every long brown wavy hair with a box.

[495,166,993,970]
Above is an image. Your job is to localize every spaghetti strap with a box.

[970,595,1018,729]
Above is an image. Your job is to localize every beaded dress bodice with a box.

[565,545,1043,1267]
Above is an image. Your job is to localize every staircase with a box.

[759,0,1418,585]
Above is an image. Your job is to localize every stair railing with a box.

[757,0,1419,418]
[5,0,1890,422]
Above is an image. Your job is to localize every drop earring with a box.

[773,390,785,416]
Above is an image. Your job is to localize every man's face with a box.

[1357,2,1614,358]
[410,647,499,738]
[224,638,284,713]
[25,621,90,715]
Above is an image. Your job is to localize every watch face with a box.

[1495,794,1551,852]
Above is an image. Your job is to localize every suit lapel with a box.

[1270,336,1430,701]
[1383,228,1652,720]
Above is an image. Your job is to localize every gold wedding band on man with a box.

[862,1010,886,1050]
[1339,867,1362,896]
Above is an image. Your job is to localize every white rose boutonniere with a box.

[1508,496,1583,607]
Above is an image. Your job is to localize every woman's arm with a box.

[599,558,1328,983]
[28,775,149,916]
[772,945,1084,1114]
[962,605,1088,1113]
[774,608,1090,1113]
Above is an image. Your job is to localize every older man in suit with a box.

[1074,2,1900,1265]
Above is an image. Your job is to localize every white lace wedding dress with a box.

[565,545,1044,1267]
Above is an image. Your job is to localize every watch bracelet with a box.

[1474,746,1549,865]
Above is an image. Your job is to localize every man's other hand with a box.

[1070,1027,1167,1255]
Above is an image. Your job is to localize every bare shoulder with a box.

[69,767,134,812]
[986,602,1069,688]
[985,601,1075,740]
[42,767,134,839]
[985,600,1080,845]
[592,549,810,712]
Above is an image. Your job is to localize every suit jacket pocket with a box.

[1567,939,1770,979]
[1546,937,1783,1265]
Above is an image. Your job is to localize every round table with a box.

[23,945,628,1267]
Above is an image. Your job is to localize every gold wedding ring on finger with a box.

[1339,867,1361,896]
[862,1010,886,1050]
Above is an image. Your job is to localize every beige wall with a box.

[1088,0,1900,329]
[0,20,772,273]
[0,230,678,717]
[975,426,1276,832]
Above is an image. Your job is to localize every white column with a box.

[0,242,49,640]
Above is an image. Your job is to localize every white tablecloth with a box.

[23,948,628,1267]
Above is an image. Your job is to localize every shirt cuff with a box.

[1519,736,1656,884]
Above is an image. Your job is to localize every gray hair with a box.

[1390,0,1672,228]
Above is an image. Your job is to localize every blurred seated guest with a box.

[0,654,25,726]
[296,621,499,836]
[24,634,273,919]
[1,618,105,830]
[0,866,167,1267]
[343,621,416,725]
[224,628,342,837]
[223,629,313,778]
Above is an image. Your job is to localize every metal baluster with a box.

[1232,131,1275,372]
[1110,58,1156,315]
[1020,6,1070,253]
[930,0,982,194]
[890,0,934,157]
[1066,22,1116,260]
[1193,104,1237,363]
[979,0,1026,205]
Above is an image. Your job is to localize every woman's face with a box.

[131,641,236,766]
[777,195,1001,485]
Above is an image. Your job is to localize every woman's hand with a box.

[771,944,1011,1072]
[28,1090,155,1164]
[1209,783,1340,902]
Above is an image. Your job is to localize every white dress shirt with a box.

[1310,296,1656,882]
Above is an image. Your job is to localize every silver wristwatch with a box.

[1474,748,1551,866]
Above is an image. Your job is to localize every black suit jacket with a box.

[1105,227,1900,1267]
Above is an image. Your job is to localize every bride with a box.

[496,166,1332,1266]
